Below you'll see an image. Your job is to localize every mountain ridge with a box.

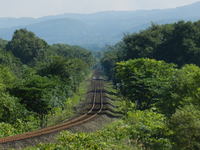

[0,1,200,50]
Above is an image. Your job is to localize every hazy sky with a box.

[0,0,199,18]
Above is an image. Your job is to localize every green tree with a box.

[169,105,200,150]
[10,75,55,127]
[0,38,7,49]
[123,24,170,60]
[102,21,200,69]
[155,21,200,66]
[101,42,125,79]
[38,57,70,80]
[159,64,200,116]
[0,65,16,90]
[115,58,176,110]
[0,93,25,123]
[127,110,172,149]
[6,29,48,64]
[49,44,94,67]
[0,65,26,123]
[38,57,88,92]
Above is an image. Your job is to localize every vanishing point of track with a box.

[0,77,104,144]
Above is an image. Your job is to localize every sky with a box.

[0,0,199,18]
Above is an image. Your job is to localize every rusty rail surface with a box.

[0,78,104,144]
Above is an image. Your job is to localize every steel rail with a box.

[0,78,104,144]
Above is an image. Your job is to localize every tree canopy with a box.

[6,29,48,64]
[0,28,94,131]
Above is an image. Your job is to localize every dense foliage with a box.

[25,86,172,150]
[100,20,200,149]
[111,59,200,149]
[115,58,176,110]
[101,21,200,79]
[15,20,200,150]
[1,20,200,150]
[0,29,94,134]
[6,29,48,64]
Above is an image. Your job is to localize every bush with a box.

[26,110,173,150]
[0,123,16,138]
[115,58,176,110]
[126,110,172,150]
[169,105,200,150]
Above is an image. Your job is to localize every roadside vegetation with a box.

[23,20,200,150]
[1,20,200,150]
[46,74,92,127]
[24,82,171,150]
[100,20,200,150]
[0,29,94,137]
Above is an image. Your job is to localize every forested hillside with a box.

[100,20,200,149]
[0,29,94,137]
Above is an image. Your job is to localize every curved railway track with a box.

[0,78,104,144]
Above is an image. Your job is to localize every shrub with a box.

[169,105,200,150]
[126,110,172,150]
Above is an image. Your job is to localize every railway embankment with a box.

[0,72,121,150]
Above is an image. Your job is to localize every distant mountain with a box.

[0,2,200,50]
[0,17,35,28]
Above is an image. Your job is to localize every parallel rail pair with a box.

[0,79,104,144]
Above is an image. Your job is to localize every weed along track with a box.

[0,75,104,147]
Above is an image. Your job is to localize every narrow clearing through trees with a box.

[0,71,119,149]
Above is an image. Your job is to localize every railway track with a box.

[0,77,104,144]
